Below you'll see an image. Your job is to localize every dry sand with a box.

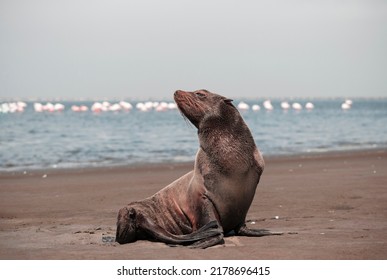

[0,149,386,259]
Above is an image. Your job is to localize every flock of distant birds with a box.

[236,99,353,111]
[0,99,353,114]
[0,101,178,114]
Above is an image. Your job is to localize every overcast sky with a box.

[1,0,386,100]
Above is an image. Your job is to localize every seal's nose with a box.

[174,90,185,99]
[174,90,182,97]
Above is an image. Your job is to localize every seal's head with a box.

[116,206,137,244]
[174,89,258,175]
[174,89,235,129]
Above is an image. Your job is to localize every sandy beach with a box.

[0,149,386,260]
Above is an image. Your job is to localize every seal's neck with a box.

[198,116,256,173]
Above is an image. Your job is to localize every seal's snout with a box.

[174,90,185,100]
[174,90,189,106]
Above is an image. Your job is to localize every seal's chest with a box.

[208,176,257,226]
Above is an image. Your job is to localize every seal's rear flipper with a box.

[236,224,283,237]
[188,233,224,249]
[140,217,223,245]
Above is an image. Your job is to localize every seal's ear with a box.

[224,99,234,106]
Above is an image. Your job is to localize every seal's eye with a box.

[128,208,136,219]
[196,92,206,99]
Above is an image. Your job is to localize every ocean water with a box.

[1,98,386,172]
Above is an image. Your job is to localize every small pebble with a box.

[42,174,47,178]
[102,236,116,243]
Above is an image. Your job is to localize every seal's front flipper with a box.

[236,224,283,237]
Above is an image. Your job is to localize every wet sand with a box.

[0,149,386,259]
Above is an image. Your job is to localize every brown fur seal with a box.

[116,89,282,248]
